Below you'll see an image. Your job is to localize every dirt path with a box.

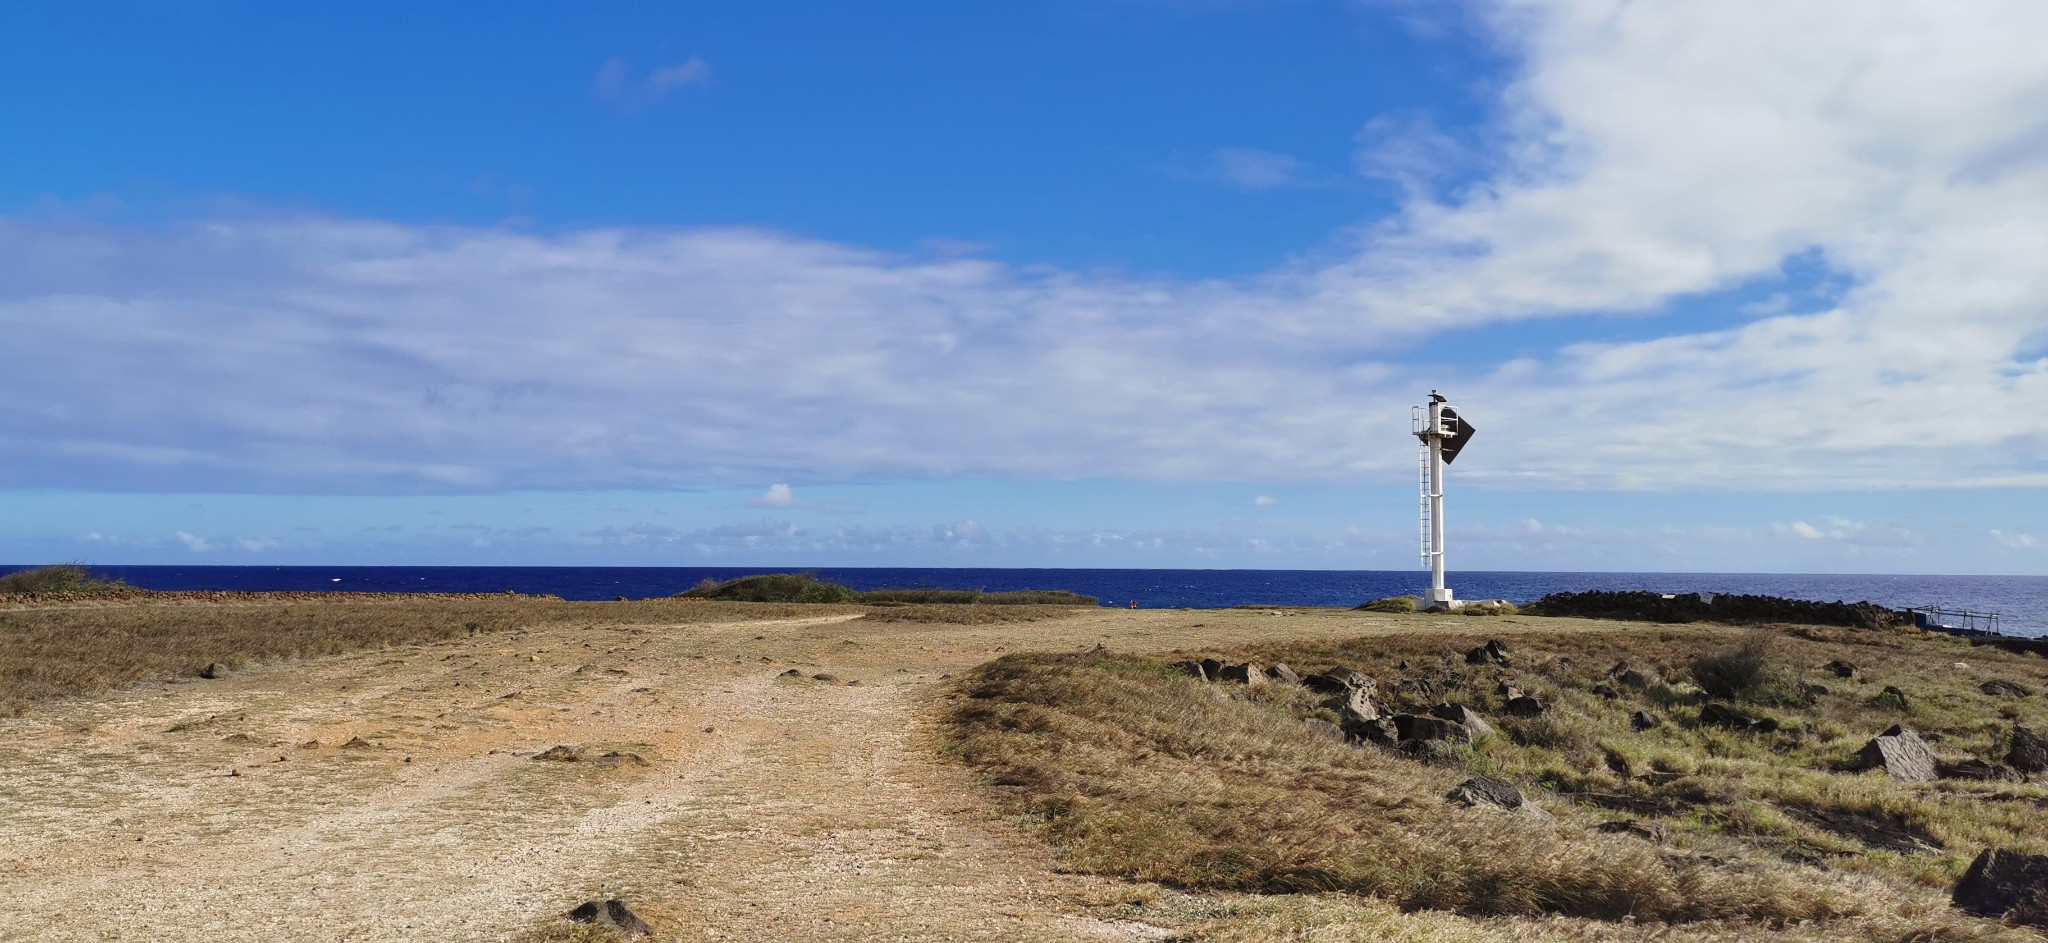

[7,606,1384,941]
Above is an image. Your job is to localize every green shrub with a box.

[1689,630,1802,704]
[676,573,1094,606]
[1355,595,1420,613]
[0,564,131,595]
[675,572,858,603]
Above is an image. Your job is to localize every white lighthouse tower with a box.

[1414,392,1475,611]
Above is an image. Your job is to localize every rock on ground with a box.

[1857,724,1939,782]
[1952,848,2048,929]
[2009,724,2048,773]
[567,898,652,938]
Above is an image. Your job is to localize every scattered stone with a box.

[1301,666,1372,695]
[1598,819,1670,842]
[1952,848,2048,929]
[1446,775,1522,810]
[1428,703,1498,737]
[1345,715,1397,745]
[1301,718,1347,741]
[1590,683,1622,700]
[1217,663,1266,685]
[1823,659,1858,679]
[1981,679,2033,698]
[1199,658,1225,680]
[1699,703,1778,733]
[1856,724,1939,782]
[198,662,230,680]
[567,899,653,938]
[1396,659,1412,671]
[1265,663,1300,685]
[1504,695,1547,717]
[2008,724,2048,773]
[1174,660,1209,681]
[1630,710,1664,731]
[1496,680,1525,701]
[340,736,375,750]
[1607,662,1651,689]
[1393,713,1472,744]
[534,745,584,762]
[779,668,803,678]
[1801,683,1831,699]
[592,751,650,767]
[1873,685,1911,711]
[811,673,840,682]
[1465,640,1511,668]
[1941,758,2014,782]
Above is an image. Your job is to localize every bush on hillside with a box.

[1354,595,1420,613]
[0,564,131,595]
[676,573,1095,606]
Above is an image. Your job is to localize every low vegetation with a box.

[0,595,842,713]
[677,572,1097,606]
[944,619,2048,940]
[0,563,132,595]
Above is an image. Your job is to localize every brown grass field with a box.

[1,595,2043,941]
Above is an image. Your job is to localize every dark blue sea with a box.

[10,565,2045,637]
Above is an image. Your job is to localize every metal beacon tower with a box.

[1413,392,1475,611]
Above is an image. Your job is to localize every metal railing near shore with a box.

[1907,606,2003,637]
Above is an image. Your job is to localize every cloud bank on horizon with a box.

[3,0,2045,507]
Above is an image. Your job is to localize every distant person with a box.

[1128,600,1137,609]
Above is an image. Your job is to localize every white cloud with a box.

[1253,495,1278,507]
[5,0,2048,496]
[1195,147,1309,190]
[1991,529,2040,549]
[592,56,712,110]
[744,483,815,509]
[174,531,213,552]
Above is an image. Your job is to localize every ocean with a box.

[14,565,2046,638]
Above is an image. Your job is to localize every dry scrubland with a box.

[0,592,2044,941]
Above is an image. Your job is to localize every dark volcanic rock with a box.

[1217,663,1266,685]
[1630,710,1664,731]
[1465,640,1510,668]
[1446,775,1522,810]
[1874,685,1911,711]
[1504,695,1547,717]
[1302,665,1372,695]
[1199,658,1226,680]
[1941,758,2014,782]
[1699,703,1778,733]
[2008,724,2048,773]
[1265,663,1301,685]
[1428,703,1498,737]
[1607,662,1651,689]
[1823,659,1858,679]
[1174,660,1209,681]
[567,898,653,938]
[534,745,583,762]
[1393,713,1471,745]
[1857,724,1939,782]
[199,662,230,680]
[1981,679,2033,698]
[1952,848,2048,929]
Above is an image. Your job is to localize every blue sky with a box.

[1,1,2044,573]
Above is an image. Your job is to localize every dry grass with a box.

[858,604,1090,625]
[0,595,852,713]
[942,619,2048,940]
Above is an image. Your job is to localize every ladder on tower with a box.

[1417,441,1435,568]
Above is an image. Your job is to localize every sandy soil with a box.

[0,604,1437,942]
